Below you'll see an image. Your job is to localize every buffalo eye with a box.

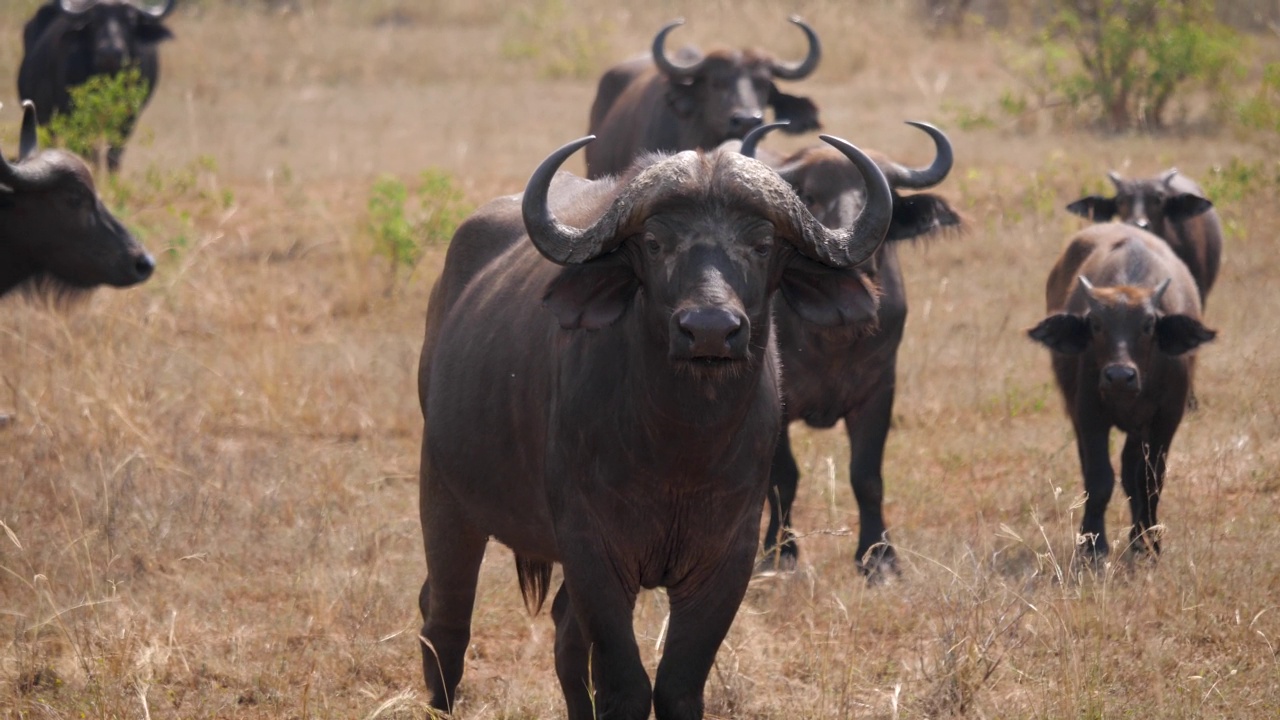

[1088,315,1102,334]
[644,237,662,256]
[1141,316,1156,336]
[753,242,771,257]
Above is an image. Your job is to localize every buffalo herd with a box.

[3,7,1226,719]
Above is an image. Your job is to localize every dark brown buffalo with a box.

[742,122,962,579]
[0,101,154,298]
[584,16,822,179]
[18,0,177,172]
[1067,169,1221,306]
[1029,223,1215,561]
[417,135,892,719]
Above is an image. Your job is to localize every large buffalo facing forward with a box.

[1,101,154,299]
[1067,169,1222,307]
[743,122,963,580]
[417,136,892,719]
[1029,224,1215,562]
[18,0,177,172]
[585,17,822,179]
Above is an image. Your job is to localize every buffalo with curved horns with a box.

[1,100,154,299]
[1029,223,1215,562]
[417,134,892,718]
[741,121,963,580]
[585,16,822,179]
[18,0,177,172]
[1067,169,1221,307]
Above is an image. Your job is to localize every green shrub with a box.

[366,169,471,292]
[1007,0,1242,131]
[40,67,151,166]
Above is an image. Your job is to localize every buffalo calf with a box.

[1029,223,1215,561]
[1,101,154,299]
[417,135,892,718]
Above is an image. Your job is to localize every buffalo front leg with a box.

[551,583,597,720]
[418,467,488,713]
[559,549,650,719]
[1120,425,1175,558]
[1072,407,1116,564]
[653,527,758,720]
[760,427,800,572]
[845,377,898,581]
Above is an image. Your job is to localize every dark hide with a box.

[18,0,176,172]
[585,19,822,179]
[416,142,891,719]
[1,103,154,299]
[1066,170,1222,307]
[758,129,962,581]
[1028,223,1215,562]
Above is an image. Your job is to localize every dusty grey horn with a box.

[59,0,98,13]
[19,100,38,162]
[131,0,178,19]
[652,20,706,80]
[789,135,892,268]
[1,102,46,191]
[739,120,789,158]
[770,16,821,81]
[882,121,953,189]
[523,136,634,265]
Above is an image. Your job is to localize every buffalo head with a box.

[29,0,176,74]
[652,16,822,145]
[0,100,155,297]
[1066,169,1213,236]
[1029,276,1215,398]
[523,134,892,364]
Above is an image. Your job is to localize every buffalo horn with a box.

[770,16,821,81]
[1107,170,1124,191]
[1078,276,1105,313]
[1159,168,1179,187]
[652,20,706,81]
[58,0,98,13]
[19,101,38,162]
[789,135,892,268]
[523,136,617,265]
[738,120,789,158]
[1151,277,1172,308]
[881,121,953,189]
[131,0,178,18]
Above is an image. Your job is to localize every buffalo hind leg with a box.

[846,377,898,581]
[759,427,800,572]
[418,467,488,713]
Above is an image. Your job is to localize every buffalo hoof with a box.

[755,546,798,575]
[1071,535,1110,576]
[857,544,899,585]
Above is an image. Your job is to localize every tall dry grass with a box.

[2,1,1278,717]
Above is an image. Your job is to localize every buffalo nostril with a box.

[135,254,156,279]
[677,308,745,358]
[1103,365,1138,387]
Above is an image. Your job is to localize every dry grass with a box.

[2,1,1278,717]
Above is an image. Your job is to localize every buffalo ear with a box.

[1028,313,1090,354]
[768,87,821,134]
[1163,193,1213,222]
[23,5,61,51]
[134,23,175,44]
[888,193,962,241]
[1156,314,1216,355]
[543,255,639,330]
[1066,196,1117,221]
[781,255,879,327]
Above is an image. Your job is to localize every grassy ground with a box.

[2,1,1278,717]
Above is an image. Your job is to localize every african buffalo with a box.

[585,16,822,179]
[742,121,963,579]
[417,135,893,718]
[1029,223,1215,561]
[18,0,177,172]
[0,100,154,299]
[1067,169,1221,306]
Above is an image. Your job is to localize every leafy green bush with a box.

[40,67,150,166]
[1007,0,1242,131]
[366,169,471,291]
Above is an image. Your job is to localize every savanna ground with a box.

[2,0,1279,717]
